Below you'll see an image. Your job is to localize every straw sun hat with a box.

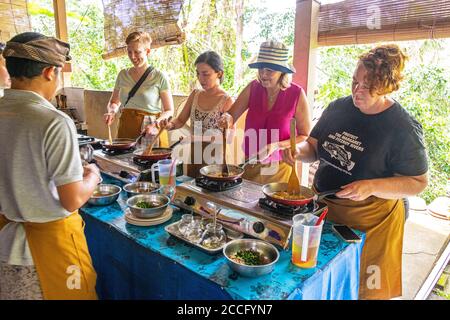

[248,40,295,74]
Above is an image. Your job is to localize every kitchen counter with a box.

[80,175,365,300]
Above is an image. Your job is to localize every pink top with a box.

[244,80,303,162]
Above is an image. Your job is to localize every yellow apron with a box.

[186,141,222,178]
[0,213,97,300]
[242,161,292,185]
[319,193,405,300]
[117,108,169,148]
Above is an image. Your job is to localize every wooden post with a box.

[53,0,71,87]
[293,0,320,186]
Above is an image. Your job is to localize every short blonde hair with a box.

[125,31,152,47]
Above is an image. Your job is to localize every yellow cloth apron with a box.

[319,194,405,300]
[242,161,292,185]
[0,213,97,300]
[186,141,222,178]
[117,108,169,148]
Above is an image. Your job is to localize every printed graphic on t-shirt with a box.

[321,131,365,174]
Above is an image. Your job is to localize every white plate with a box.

[125,207,173,226]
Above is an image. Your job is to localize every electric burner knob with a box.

[184,196,196,206]
[252,222,265,234]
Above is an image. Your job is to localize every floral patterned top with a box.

[190,89,229,135]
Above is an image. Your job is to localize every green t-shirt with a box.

[114,67,170,114]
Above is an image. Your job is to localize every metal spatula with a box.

[287,118,301,195]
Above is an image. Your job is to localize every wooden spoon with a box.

[222,128,229,177]
[107,124,113,145]
[143,127,165,156]
[287,118,301,195]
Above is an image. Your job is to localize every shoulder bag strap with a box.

[123,66,153,107]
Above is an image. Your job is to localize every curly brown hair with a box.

[359,44,408,95]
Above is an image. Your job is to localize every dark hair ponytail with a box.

[195,51,224,83]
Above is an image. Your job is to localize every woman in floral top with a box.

[158,51,233,177]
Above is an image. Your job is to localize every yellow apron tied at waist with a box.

[316,190,405,300]
[0,212,97,300]
[242,161,292,185]
[117,108,169,148]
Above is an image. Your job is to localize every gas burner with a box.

[132,156,158,169]
[78,136,94,143]
[195,176,243,192]
[101,146,135,156]
[258,198,318,217]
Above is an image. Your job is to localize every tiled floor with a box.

[400,209,450,299]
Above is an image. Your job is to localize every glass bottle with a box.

[184,220,204,244]
[201,223,227,249]
[178,214,193,237]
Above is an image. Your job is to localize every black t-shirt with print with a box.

[310,95,428,192]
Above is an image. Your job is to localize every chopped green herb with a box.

[135,201,152,209]
[232,249,265,266]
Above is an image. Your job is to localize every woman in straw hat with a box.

[104,31,174,147]
[219,40,311,184]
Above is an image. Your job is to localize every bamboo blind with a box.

[101,0,185,60]
[318,0,450,46]
[0,0,31,43]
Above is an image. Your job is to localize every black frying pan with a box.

[199,155,259,181]
[133,136,184,161]
[262,182,340,206]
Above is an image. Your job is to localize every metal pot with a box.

[262,182,340,206]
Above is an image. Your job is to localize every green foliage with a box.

[395,62,450,203]
[27,1,449,202]
[316,41,450,203]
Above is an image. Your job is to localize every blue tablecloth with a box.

[80,176,365,300]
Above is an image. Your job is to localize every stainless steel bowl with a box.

[88,184,121,206]
[223,239,279,277]
[126,194,170,219]
[123,181,161,198]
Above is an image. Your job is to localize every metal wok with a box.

[199,156,258,181]
[262,182,340,206]
[133,136,184,161]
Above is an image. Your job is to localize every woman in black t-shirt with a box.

[283,44,428,300]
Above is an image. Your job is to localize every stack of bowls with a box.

[126,194,170,219]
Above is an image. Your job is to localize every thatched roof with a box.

[0,0,32,43]
[101,0,185,60]
[318,0,450,46]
